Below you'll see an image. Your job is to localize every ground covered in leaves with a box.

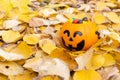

[0,0,120,80]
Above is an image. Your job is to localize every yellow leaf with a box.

[0,0,12,13]
[0,49,23,61]
[3,44,17,52]
[40,75,61,80]
[18,14,31,23]
[108,32,120,42]
[0,62,23,75]
[19,11,38,22]
[105,2,117,8]
[11,41,33,59]
[40,26,46,31]
[0,12,5,19]
[96,1,107,11]
[8,70,37,80]
[50,48,77,70]
[3,19,21,29]
[75,47,94,70]
[39,8,57,17]
[109,52,120,63]
[103,53,115,66]
[44,4,69,10]
[112,23,120,32]
[0,74,7,80]
[8,8,20,19]
[10,0,31,13]
[105,12,120,23]
[24,58,70,80]
[97,25,107,31]
[23,34,40,45]
[73,70,102,80]
[93,12,106,24]
[39,39,57,54]
[86,54,105,70]
[2,30,21,43]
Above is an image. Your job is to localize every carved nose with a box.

[69,37,73,41]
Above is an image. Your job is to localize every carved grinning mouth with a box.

[62,38,85,51]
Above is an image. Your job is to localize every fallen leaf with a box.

[105,12,120,23]
[24,58,70,80]
[103,53,115,67]
[0,62,23,75]
[39,75,61,80]
[10,0,31,13]
[8,70,37,80]
[56,14,68,23]
[86,54,105,70]
[0,73,7,80]
[93,12,106,24]
[39,39,57,54]
[73,69,102,80]
[2,30,22,43]
[39,8,57,17]
[0,49,23,61]
[50,48,77,70]
[98,66,119,80]
[23,34,40,45]
[0,0,12,13]
[3,19,21,29]
[11,41,33,59]
[75,47,94,70]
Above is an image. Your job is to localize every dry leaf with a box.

[50,48,77,70]
[0,49,23,61]
[8,70,37,80]
[73,69,102,80]
[86,54,105,70]
[103,53,115,67]
[0,73,7,80]
[29,18,45,27]
[105,12,120,23]
[10,0,31,13]
[23,34,40,45]
[39,8,57,17]
[3,19,21,29]
[24,58,70,80]
[75,47,94,70]
[39,75,61,80]
[96,1,107,11]
[93,12,106,24]
[2,30,21,43]
[56,14,68,23]
[0,62,23,75]
[0,0,12,13]
[39,39,57,54]
[42,26,60,46]
[98,66,119,80]
[11,41,33,59]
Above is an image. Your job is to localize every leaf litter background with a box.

[0,0,120,80]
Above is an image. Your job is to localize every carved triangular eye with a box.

[64,30,70,37]
[73,31,82,37]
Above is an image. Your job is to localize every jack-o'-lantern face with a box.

[60,20,99,51]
